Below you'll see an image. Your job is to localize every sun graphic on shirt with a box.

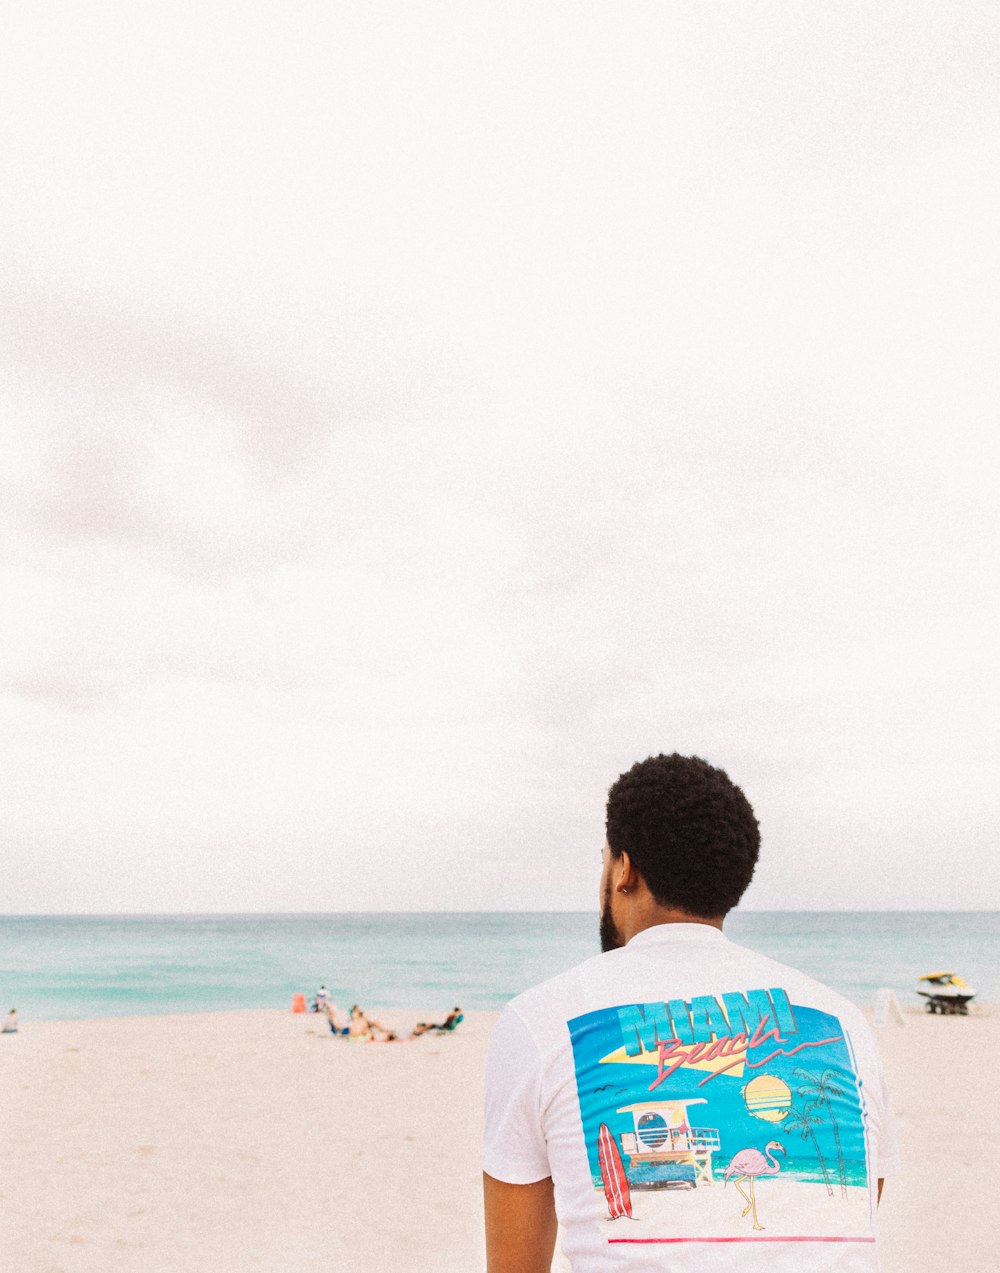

[743,1074,792,1123]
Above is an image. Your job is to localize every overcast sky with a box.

[2,2,997,913]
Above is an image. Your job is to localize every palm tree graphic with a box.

[782,1101,833,1196]
[794,1067,848,1197]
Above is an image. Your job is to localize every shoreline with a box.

[9,996,997,1027]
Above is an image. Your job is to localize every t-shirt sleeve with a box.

[482,1003,551,1184]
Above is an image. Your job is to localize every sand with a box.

[1,1004,994,1272]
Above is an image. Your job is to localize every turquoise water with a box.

[0,911,995,1021]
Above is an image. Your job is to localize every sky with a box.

[1,2,997,913]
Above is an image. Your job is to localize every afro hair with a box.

[605,753,760,918]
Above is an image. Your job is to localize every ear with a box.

[615,851,641,895]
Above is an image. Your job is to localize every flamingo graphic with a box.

[724,1140,785,1231]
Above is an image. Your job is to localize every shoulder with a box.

[501,948,628,1045]
[725,939,874,1035]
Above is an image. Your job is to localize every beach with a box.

[1,1006,994,1272]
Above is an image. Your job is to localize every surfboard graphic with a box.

[597,1122,632,1219]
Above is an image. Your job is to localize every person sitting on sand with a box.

[347,1004,372,1042]
[313,984,330,1013]
[412,1006,463,1036]
[2,1008,17,1034]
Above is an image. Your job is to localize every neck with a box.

[619,899,724,946]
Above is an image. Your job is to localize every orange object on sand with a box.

[291,993,306,1013]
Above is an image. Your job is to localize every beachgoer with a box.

[1,1009,17,1034]
[412,1006,463,1035]
[314,984,330,1013]
[483,753,901,1272]
[323,1001,349,1035]
[347,1004,372,1043]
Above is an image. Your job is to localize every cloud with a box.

[0,2,997,911]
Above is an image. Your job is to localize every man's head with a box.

[599,753,760,951]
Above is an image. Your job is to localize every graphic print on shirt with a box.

[567,988,875,1245]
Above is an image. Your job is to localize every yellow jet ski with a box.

[916,972,975,1015]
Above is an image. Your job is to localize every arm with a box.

[484,1173,557,1273]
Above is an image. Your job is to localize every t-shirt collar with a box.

[625,922,727,949]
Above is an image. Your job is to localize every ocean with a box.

[0,911,996,1022]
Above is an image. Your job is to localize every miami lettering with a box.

[615,989,842,1090]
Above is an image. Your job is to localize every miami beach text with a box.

[614,988,843,1090]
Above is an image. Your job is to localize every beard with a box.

[599,877,625,952]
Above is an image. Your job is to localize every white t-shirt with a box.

[483,923,900,1273]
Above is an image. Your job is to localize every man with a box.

[483,754,899,1272]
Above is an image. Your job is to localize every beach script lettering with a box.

[616,989,843,1090]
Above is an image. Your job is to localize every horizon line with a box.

[1,907,995,918]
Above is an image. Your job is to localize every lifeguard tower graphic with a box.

[617,1097,720,1189]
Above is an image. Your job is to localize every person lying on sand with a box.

[411,1006,463,1036]
[324,1003,398,1042]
